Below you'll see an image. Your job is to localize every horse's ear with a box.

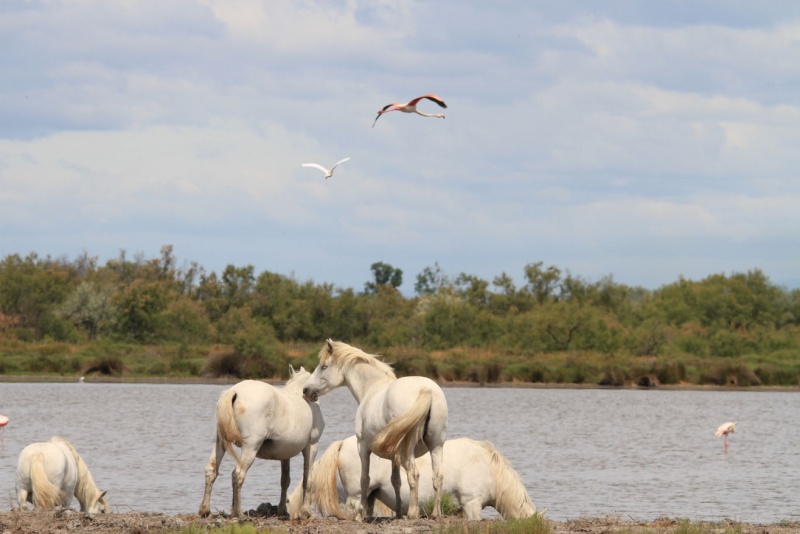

[99,490,107,500]
[299,366,306,373]
[326,339,334,352]
[289,364,296,376]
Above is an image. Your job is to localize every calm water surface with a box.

[0,382,798,522]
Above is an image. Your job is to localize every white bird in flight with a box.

[302,157,350,179]
[715,421,737,452]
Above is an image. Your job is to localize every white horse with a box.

[292,435,536,520]
[302,339,448,519]
[16,436,109,513]
[198,366,325,518]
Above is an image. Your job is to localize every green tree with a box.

[114,280,170,342]
[365,262,403,294]
[59,281,116,339]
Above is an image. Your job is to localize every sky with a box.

[2,1,799,294]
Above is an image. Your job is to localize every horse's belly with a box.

[256,438,306,461]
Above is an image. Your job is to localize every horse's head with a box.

[88,490,109,514]
[302,339,345,402]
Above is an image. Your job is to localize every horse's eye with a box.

[321,365,328,370]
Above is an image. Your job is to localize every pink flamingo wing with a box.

[408,94,447,109]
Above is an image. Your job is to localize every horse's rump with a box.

[28,450,67,509]
[372,388,432,464]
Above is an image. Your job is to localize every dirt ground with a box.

[1,509,798,534]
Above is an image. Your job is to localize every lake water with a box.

[0,382,798,522]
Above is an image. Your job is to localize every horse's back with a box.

[230,379,317,459]
[384,377,446,415]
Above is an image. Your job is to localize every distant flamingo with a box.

[302,157,350,179]
[372,94,447,128]
[0,414,8,447]
[715,422,737,452]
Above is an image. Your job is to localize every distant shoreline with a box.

[1,374,798,392]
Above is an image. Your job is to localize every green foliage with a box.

[364,261,403,293]
[3,248,800,386]
[422,490,461,517]
[59,281,116,339]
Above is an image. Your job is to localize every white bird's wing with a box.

[330,157,350,172]
[301,163,330,174]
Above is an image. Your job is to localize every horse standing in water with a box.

[300,435,537,520]
[303,339,448,519]
[16,436,109,513]
[198,366,324,518]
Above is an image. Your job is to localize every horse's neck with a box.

[283,377,307,396]
[344,363,394,403]
[73,457,99,509]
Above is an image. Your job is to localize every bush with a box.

[699,361,761,386]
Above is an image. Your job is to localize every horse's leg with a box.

[402,454,420,519]
[231,447,256,517]
[357,441,371,520]
[199,434,225,517]
[16,483,30,511]
[390,463,402,518]
[298,442,317,518]
[429,443,444,518]
[278,459,290,517]
[461,498,482,520]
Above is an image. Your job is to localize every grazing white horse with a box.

[16,436,109,513]
[302,339,448,519]
[291,435,536,520]
[198,366,324,518]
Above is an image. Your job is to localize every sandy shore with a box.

[1,510,798,533]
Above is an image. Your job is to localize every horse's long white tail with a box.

[216,388,245,462]
[372,388,432,464]
[29,452,65,510]
[484,441,536,519]
[310,440,344,517]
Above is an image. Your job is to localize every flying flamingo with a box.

[372,94,447,127]
[715,421,737,452]
[0,414,8,447]
[301,157,350,179]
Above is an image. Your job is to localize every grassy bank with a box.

[1,338,798,388]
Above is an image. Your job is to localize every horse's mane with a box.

[475,439,536,519]
[321,340,396,380]
[48,436,107,512]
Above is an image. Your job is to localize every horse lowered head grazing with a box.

[294,435,536,520]
[198,366,325,518]
[16,436,109,513]
[302,339,448,519]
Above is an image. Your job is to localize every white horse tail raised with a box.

[216,388,245,462]
[372,388,433,464]
[311,440,345,517]
[482,440,536,519]
[29,452,65,510]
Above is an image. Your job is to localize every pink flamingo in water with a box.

[715,422,737,453]
[0,414,8,447]
[372,94,447,128]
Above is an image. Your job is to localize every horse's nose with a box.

[302,387,309,396]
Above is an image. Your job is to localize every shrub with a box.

[423,491,461,517]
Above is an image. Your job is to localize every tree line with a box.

[1,245,798,385]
